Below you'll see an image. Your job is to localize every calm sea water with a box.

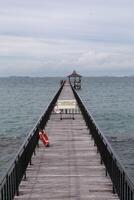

[0,77,134,182]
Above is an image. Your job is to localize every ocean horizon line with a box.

[0,75,134,78]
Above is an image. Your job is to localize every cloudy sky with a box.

[0,0,134,76]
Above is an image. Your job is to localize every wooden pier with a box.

[14,83,119,200]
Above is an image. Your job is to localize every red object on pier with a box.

[39,130,49,147]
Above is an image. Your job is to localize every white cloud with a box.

[76,49,134,68]
[0,0,134,76]
[0,35,134,76]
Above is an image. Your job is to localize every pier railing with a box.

[71,85,134,200]
[0,82,64,200]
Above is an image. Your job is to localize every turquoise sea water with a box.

[0,77,134,182]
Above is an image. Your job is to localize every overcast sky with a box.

[0,0,134,76]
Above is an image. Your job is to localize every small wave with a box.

[107,135,134,143]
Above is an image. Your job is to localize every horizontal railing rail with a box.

[71,84,134,200]
[0,81,64,200]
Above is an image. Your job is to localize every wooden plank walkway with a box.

[58,82,75,100]
[14,83,119,200]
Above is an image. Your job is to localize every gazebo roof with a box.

[68,70,82,78]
